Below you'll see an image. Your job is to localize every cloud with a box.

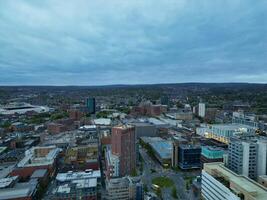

[0,0,266,85]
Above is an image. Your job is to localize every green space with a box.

[172,186,178,199]
[152,176,174,188]
[130,169,138,177]
[184,176,195,190]
[96,111,112,118]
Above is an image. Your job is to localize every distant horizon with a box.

[1,82,267,87]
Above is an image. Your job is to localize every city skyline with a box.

[0,0,267,85]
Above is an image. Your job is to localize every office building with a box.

[201,162,267,200]
[198,103,205,118]
[112,125,136,176]
[178,144,201,169]
[86,97,96,114]
[228,135,267,180]
[171,137,188,168]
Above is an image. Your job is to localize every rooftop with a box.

[94,118,111,125]
[204,162,267,200]
[0,176,18,189]
[17,145,61,168]
[150,141,172,159]
[0,179,38,200]
[211,123,256,130]
[56,169,101,182]
[31,169,48,178]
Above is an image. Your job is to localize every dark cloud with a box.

[0,0,266,85]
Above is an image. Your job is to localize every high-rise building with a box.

[228,135,267,180]
[111,125,136,176]
[198,103,206,118]
[86,97,96,114]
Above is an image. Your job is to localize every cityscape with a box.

[0,84,267,200]
[1,1,267,200]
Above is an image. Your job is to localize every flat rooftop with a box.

[211,123,255,130]
[204,163,267,200]
[150,141,172,159]
[56,169,101,182]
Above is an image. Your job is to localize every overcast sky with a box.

[0,0,266,85]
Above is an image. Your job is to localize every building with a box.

[201,162,267,200]
[141,137,172,167]
[69,109,84,120]
[171,137,188,168]
[228,135,267,180]
[64,144,99,170]
[111,125,136,176]
[0,102,50,115]
[86,97,96,114]
[130,122,157,138]
[47,123,68,134]
[200,146,224,166]
[149,139,172,167]
[232,110,259,129]
[178,144,201,169]
[11,122,34,132]
[56,169,101,183]
[54,169,100,200]
[201,123,256,144]
[10,145,61,179]
[131,101,167,116]
[198,103,205,118]
[105,146,120,179]
[0,176,38,200]
[106,176,143,200]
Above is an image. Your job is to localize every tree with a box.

[172,186,178,199]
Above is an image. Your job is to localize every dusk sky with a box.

[0,0,266,85]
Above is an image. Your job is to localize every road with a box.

[139,147,200,200]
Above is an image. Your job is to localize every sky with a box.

[0,0,266,85]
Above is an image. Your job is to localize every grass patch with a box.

[152,176,174,188]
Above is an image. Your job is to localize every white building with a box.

[202,170,240,200]
[200,123,256,144]
[201,162,267,200]
[228,135,267,180]
[198,103,206,118]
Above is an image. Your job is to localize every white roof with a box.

[79,125,97,130]
[56,170,101,182]
[0,176,18,189]
[94,118,111,125]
